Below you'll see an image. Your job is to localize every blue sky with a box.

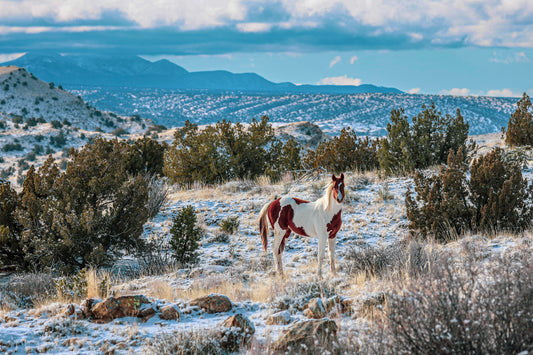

[0,0,532,97]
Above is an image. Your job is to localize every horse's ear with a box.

[332,174,336,181]
[340,173,344,180]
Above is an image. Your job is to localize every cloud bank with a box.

[0,0,532,55]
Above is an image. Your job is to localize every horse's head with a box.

[331,173,345,203]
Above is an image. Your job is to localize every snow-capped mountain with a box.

[70,87,518,136]
[2,53,402,94]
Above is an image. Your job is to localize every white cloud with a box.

[236,22,272,33]
[349,55,358,64]
[486,89,521,97]
[408,88,421,94]
[441,88,471,96]
[329,55,341,68]
[0,0,247,30]
[490,51,530,64]
[317,75,362,86]
[2,0,533,48]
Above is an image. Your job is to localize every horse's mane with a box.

[323,180,335,211]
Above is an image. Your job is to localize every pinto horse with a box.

[259,173,345,277]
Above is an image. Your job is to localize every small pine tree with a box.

[379,104,473,175]
[303,127,379,173]
[406,148,471,241]
[406,147,533,241]
[504,93,533,147]
[169,206,202,266]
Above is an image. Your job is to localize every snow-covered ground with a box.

[1,164,531,354]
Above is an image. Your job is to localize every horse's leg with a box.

[328,237,337,275]
[317,233,326,278]
[272,227,288,277]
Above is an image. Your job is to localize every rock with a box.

[63,304,76,317]
[218,313,255,352]
[80,298,102,319]
[266,310,292,325]
[269,319,338,354]
[303,298,326,319]
[91,295,152,321]
[160,304,181,321]
[189,294,232,313]
[138,303,157,320]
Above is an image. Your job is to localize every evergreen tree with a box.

[169,205,202,266]
[504,93,533,147]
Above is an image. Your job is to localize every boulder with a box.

[160,304,181,321]
[91,295,152,321]
[303,298,326,319]
[218,313,255,351]
[266,310,292,325]
[269,319,338,354]
[80,298,102,319]
[189,293,232,313]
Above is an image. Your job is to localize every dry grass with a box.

[172,273,284,303]
[145,280,174,301]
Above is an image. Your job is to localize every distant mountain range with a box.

[2,53,402,94]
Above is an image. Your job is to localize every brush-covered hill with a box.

[0,66,151,132]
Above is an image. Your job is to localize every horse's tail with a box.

[259,202,270,252]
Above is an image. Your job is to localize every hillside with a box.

[2,53,402,94]
[0,66,151,132]
[71,87,518,136]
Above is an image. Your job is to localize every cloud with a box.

[349,55,358,64]
[329,55,341,68]
[440,88,470,96]
[236,22,272,32]
[1,0,533,54]
[490,51,530,64]
[408,88,421,94]
[317,75,361,86]
[486,89,521,97]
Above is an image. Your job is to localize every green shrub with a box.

[379,104,472,174]
[6,137,160,273]
[2,142,23,152]
[54,268,88,301]
[219,216,239,235]
[164,116,301,184]
[406,148,533,241]
[50,131,67,147]
[504,92,533,147]
[112,127,128,136]
[50,120,63,129]
[303,127,378,173]
[169,205,202,266]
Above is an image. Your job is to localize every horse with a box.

[259,173,345,277]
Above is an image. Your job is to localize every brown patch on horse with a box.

[293,197,309,205]
[279,230,291,255]
[327,210,342,239]
[268,198,281,229]
[279,204,308,237]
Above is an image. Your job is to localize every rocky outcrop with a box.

[90,295,153,321]
[159,304,181,321]
[269,319,338,354]
[189,293,232,313]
